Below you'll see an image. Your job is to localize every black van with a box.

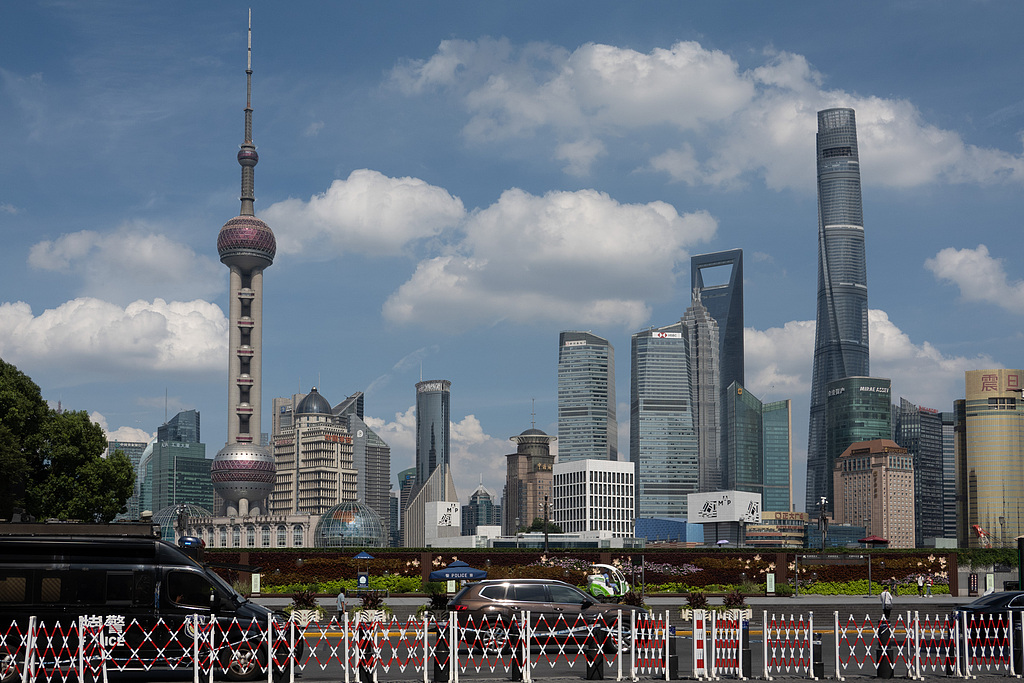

[0,524,297,682]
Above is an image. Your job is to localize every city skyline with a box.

[2,3,1022,512]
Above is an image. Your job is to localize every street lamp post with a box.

[543,495,550,553]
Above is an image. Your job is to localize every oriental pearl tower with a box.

[211,14,277,516]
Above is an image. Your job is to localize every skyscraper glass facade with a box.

[941,411,958,540]
[415,380,451,485]
[807,107,870,515]
[961,369,1024,548]
[823,377,891,513]
[683,297,721,491]
[557,332,616,462]
[893,398,946,546]
[691,249,744,394]
[722,383,793,513]
[630,324,697,519]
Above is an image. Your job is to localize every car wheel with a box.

[1,654,20,683]
[221,640,265,682]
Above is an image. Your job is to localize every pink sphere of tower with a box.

[217,215,276,271]
[211,443,276,508]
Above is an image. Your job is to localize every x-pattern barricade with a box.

[914,612,958,679]
[711,611,746,680]
[456,612,527,679]
[960,609,1019,678]
[763,611,813,679]
[632,610,668,680]
[835,612,914,680]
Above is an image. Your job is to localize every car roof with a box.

[964,591,1024,608]
[473,578,573,585]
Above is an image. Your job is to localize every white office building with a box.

[553,459,635,537]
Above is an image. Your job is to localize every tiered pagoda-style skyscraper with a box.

[210,15,278,516]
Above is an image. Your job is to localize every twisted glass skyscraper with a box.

[805,108,870,516]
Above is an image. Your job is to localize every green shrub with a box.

[687,591,708,609]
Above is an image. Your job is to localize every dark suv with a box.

[447,579,647,653]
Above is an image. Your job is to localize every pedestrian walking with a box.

[880,586,894,620]
[336,588,347,622]
[926,574,933,597]
[917,573,924,597]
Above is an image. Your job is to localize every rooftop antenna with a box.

[165,387,168,423]
[531,398,536,429]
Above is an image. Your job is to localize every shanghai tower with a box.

[805,108,869,516]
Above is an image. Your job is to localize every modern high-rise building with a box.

[822,377,891,515]
[334,391,392,543]
[833,439,915,548]
[110,440,149,519]
[270,388,357,516]
[136,410,213,516]
[691,249,744,395]
[941,411,958,540]
[553,458,635,537]
[558,332,617,462]
[415,380,451,485]
[462,483,501,535]
[683,294,721,492]
[631,323,697,520]
[503,428,556,534]
[721,382,793,513]
[806,107,870,514]
[893,398,946,546]
[958,369,1024,548]
[211,17,277,516]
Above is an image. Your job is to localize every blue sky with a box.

[2,1,1022,514]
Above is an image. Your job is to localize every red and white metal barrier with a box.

[711,611,745,680]
[763,611,813,680]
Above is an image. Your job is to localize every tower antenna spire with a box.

[238,9,258,217]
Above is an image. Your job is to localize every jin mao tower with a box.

[806,108,870,515]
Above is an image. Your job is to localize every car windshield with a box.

[967,592,1016,608]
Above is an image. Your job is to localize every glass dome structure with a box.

[153,503,213,543]
[313,501,386,548]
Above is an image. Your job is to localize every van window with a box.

[0,572,27,603]
[167,570,214,608]
[40,575,61,603]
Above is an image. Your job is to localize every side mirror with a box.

[581,599,594,609]
[210,591,219,614]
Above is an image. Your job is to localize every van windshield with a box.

[204,567,244,603]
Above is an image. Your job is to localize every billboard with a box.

[687,490,762,524]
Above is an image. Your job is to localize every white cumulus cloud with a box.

[91,411,154,445]
[925,244,1024,314]
[263,169,466,258]
[393,39,1024,188]
[0,297,227,380]
[365,407,510,505]
[28,224,222,304]
[383,187,717,330]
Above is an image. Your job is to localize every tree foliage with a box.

[525,517,563,533]
[0,360,134,522]
[0,360,48,519]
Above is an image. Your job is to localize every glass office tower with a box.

[630,324,698,519]
[893,398,946,546]
[415,380,451,485]
[691,249,744,394]
[806,108,870,515]
[682,296,721,491]
[722,382,793,514]
[557,331,617,462]
[823,376,891,513]
[961,369,1024,548]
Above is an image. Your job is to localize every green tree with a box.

[27,409,135,522]
[525,517,563,533]
[0,360,48,519]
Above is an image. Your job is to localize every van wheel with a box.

[221,641,264,681]
[0,654,19,683]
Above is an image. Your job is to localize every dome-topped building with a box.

[296,387,332,417]
[313,501,386,548]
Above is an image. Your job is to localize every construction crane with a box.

[972,524,993,548]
